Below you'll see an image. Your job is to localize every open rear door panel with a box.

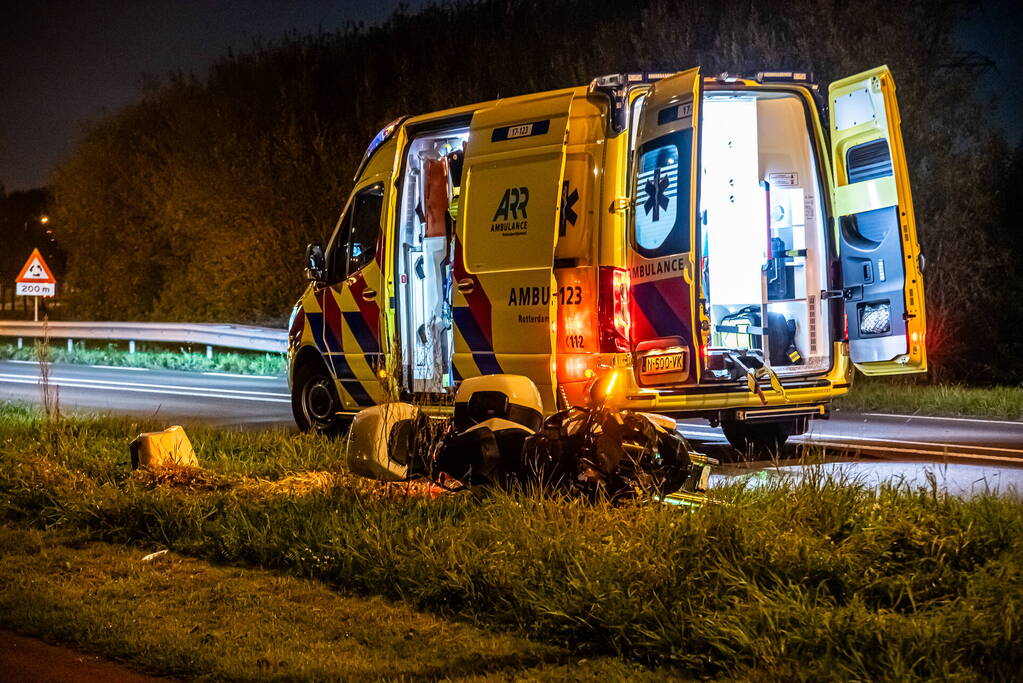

[829,66,926,375]
[453,90,573,411]
[628,68,702,386]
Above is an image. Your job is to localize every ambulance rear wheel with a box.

[292,361,350,437]
[720,419,789,460]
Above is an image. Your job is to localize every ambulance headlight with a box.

[859,302,891,336]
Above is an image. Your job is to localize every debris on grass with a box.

[140,549,168,562]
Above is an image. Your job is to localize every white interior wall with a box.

[702,97,766,306]
[755,94,830,368]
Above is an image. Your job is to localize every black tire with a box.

[720,419,790,460]
[291,360,350,437]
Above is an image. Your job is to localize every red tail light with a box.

[598,266,631,352]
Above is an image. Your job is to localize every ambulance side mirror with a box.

[305,242,326,282]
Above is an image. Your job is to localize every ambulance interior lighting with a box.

[697,91,831,375]
[700,96,765,306]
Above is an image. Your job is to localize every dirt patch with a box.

[0,628,169,682]
[133,465,453,499]
[132,465,236,491]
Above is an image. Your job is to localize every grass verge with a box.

[0,341,286,376]
[837,376,1023,421]
[1,403,1021,680]
[0,524,663,681]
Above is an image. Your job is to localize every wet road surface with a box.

[2,361,1021,466]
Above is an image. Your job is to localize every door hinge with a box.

[608,197,632,214]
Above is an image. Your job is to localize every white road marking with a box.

[679,427,723,437]
[796,439,1023,464]
[865,412,1023,427]
[0,373,288,397]
[0,373,290,403]
[90,364,149,371]
[6,360,39,364]
[202,372,279,379]
[799,431,1023,455]
[676,422,1023,457]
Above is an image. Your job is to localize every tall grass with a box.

[0,525,675,681]
[1,404,1021,680]
[837,376,1023,420]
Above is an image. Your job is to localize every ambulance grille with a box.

[808,295,818,355]
[846,139,892,183]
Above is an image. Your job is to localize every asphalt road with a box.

[677,412,1023,465]
[0,359,293,429]
[1,360,1021,464]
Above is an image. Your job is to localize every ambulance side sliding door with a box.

[453,90,574,411]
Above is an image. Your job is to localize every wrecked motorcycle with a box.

[347,372,715,502]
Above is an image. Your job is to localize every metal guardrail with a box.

[0,321,287,354]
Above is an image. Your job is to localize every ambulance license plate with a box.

[642,352,685,375]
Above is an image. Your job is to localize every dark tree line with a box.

[48,0,1022,382]
[0,186,63,282]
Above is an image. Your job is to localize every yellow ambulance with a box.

[288,66,926,455]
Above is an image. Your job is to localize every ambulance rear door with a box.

[453,90,574,411]
[829,66,927,375]
[628,68,703,387]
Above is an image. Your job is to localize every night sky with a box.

[0,0,418,192]
[1,0,1021,192]
[956,0,1023,141]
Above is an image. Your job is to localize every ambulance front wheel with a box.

[720,417,801,460]
[292,361,351,437]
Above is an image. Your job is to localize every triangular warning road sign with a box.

[16,248,57,284]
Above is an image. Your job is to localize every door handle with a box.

[362,288,377,301]
[456,278,475,294]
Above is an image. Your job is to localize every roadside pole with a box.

[14,249,57,322]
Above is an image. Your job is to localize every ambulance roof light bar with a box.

[713,71,816,85]
[353,116,407,181]
[588,70,817,135]
[591,70,815,87]
[757,71,813,82]
[590,72,678,89]
[589,72,680,136]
